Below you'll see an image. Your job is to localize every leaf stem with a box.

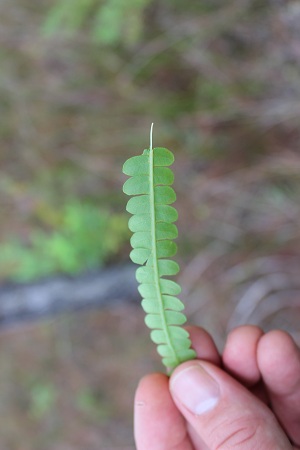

[150,123,154,151]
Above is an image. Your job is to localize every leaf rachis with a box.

[150,122,154,151]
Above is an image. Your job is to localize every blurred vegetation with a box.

[0,201,128,281]
[43,0,151,46]
[29,381,57,418]
[0,1,300,448]
[0,0,299,284]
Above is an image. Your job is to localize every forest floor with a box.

[0,305,153,450]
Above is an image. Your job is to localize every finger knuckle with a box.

[216,424,257,449]
[211,415,260,449]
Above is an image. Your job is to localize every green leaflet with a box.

[122,145,196,371]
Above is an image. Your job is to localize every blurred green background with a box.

[0,1,300,448]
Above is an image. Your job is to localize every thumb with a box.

[170,361,292,449]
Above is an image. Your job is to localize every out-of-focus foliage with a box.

[0,0,299,291]
[43,0,151,45]
[29,381,57,418]
[0,202,128,281]
[42,0,300,127]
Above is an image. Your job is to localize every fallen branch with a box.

[0,264,138,327]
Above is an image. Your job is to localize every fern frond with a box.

[123,146,196,371]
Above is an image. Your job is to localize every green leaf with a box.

[128,214,151,232]
[153,147,174,166]
[159,279,181,295]
[142,296,184,313]
[126,195,150,214]
[154,167,174,186]
[123,175,149,195]
[123,154,149,175]
[151,326,190,344]
[123,146,196,371]
[156,222,178,240]
[154,186,176,204]
[155,205,178,223]
[136,260,179,283]
[145,311,186,328]
[130,248,150,265]
[130,232,151,249]
[158,259,179,276]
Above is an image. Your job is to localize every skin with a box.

[134,325,300,449]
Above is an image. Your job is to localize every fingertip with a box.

[135,372,168,405]
[185,325,221,365]
[258,329,297,356]
[223,325,264,386]
[257,329,300,395]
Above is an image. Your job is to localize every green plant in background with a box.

[0,201,129,282]
[29,381,57,419]
[123,127,196,371]
[76,387,113,421]
[43,0,151,46]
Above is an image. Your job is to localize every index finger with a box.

[134,373,193,450]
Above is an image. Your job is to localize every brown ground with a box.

[0,305,154,450]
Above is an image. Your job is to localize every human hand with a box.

[134,325,300,449]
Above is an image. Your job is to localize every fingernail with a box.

[170,364,220,415]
